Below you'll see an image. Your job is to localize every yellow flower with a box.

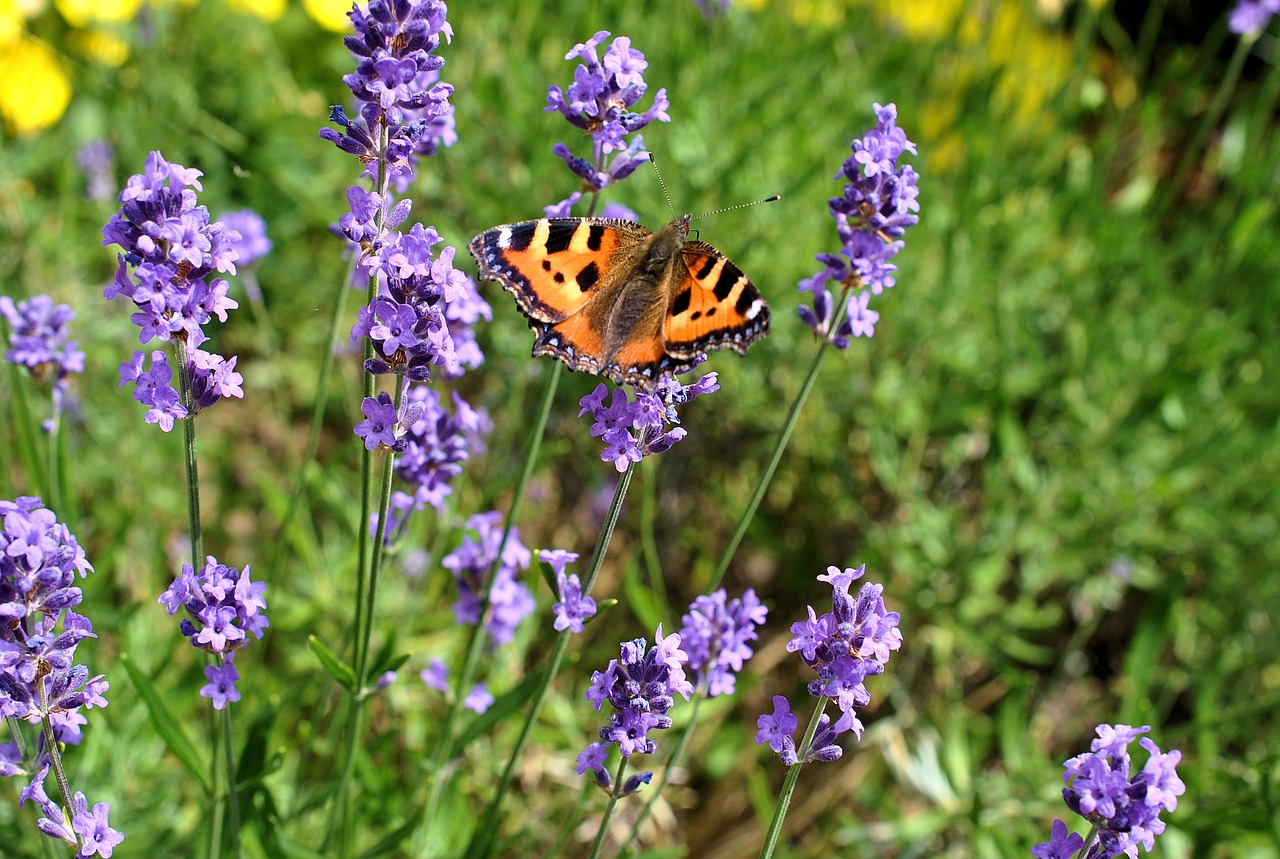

[54,0,141,27]
[302,0,353,32]
[0,36,71,135]
[229,0,285,21]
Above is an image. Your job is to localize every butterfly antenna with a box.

[691,194,782,221]
[648,154,679,219]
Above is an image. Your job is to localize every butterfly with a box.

[467,214,770,392]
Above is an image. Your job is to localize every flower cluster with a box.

[158,556,268,709]
[0,497,121,855]
[678,588,768,697]
[542,549,596,634]
[442,511,535,647]
[101,151,245,431]
[577,626,693,792]
[320,0,455,191]
[1,294,85,427]
[578,365,720,472]
[76,139,115,203]
[1033,724,1184,859]
[1229,0,1278,34]
[756,565,901,764]
[799,103,919,347]
[390,386,491,514]
[546,30,669,209]
[351,223,468,380]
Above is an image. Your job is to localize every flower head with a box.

[218,209,272,267]
[583,625,693,761]
[1057,724,1184,858]
[102,151,244,429]
[679,588,767,697]
[544,550,596,633]
[320,0,455,190]
[442,512,534,646]
[757,564,900,764]
[578,362,718,472]
[798,103,919,347]
[158,556,268,684]
[546,31,669,194]
[1230,0,1279,34]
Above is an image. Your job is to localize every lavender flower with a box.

[545,31,669,204]
[757,564,901,764]
[463,684,493,714]
[158,556,268,709]
[101,151,245,430]
[320,0,455,191]
[421,658,449,692]
[679,588,767,697]
[218,209,273,267]
[1,294,85,428]
[542,549,596,633]
[798,103,919,347]
[578,363,720,472]
[390,386,489,515]
[0,498,106,725]
[1044,724,1184,858]
[1033,819,1086,859]
[1229,0,1279,33]
[1,499,120,855]
[583,626,693,766]
[442,511,534,646]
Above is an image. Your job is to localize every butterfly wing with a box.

[467,218,648,324]
[662,240,770,360]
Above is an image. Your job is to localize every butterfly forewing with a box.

[467,218,645,324]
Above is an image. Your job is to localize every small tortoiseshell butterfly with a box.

[467,214,770,392]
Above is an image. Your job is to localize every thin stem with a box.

[173,338,204,567]
[1156,33,1253,217]
[464,462,636,859]
[587,755,631,859]
[757,696,829,859]
[219,697,242,858]
[617,693,706,857]
[708,340,829,592]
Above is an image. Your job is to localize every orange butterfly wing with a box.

[663,240,770,360]
[467,218,641,323]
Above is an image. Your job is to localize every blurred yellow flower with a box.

[302,0,353,32]
[54,0,141,27]
[0,36,71,135]
[229,0,285,21]
[69,26,129,65]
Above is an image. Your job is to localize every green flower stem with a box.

[266,254,354,583]
[757,696,830,859]
[2,332,44,502]
[708,338,829,592]
[464,460,636,859]
[617,691,706,858]
[219,698,241,859]
[332,126,393,859]
[418,362,562,847]
[587,755,631,859]
[173,338,204,567]
[1156,32,1252,217]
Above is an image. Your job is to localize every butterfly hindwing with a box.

[663,240,770,359]
[467,218,646,324]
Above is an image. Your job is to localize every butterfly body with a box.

[468,214,770,392]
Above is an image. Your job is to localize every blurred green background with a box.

[2,0,1279,856]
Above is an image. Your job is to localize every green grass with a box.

[2,0,1279,856]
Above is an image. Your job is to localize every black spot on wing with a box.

[577,261,600,292]
[735,289,758,316]
[695,256,717,279]
[505,223,537,252]
[671,289,691,316]
[587,224,606,251]
[544,222,577,254]
[713,263,741,301]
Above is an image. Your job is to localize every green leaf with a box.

[120,652,211,793]
[453,669,549,752]
[308,635,356,692]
